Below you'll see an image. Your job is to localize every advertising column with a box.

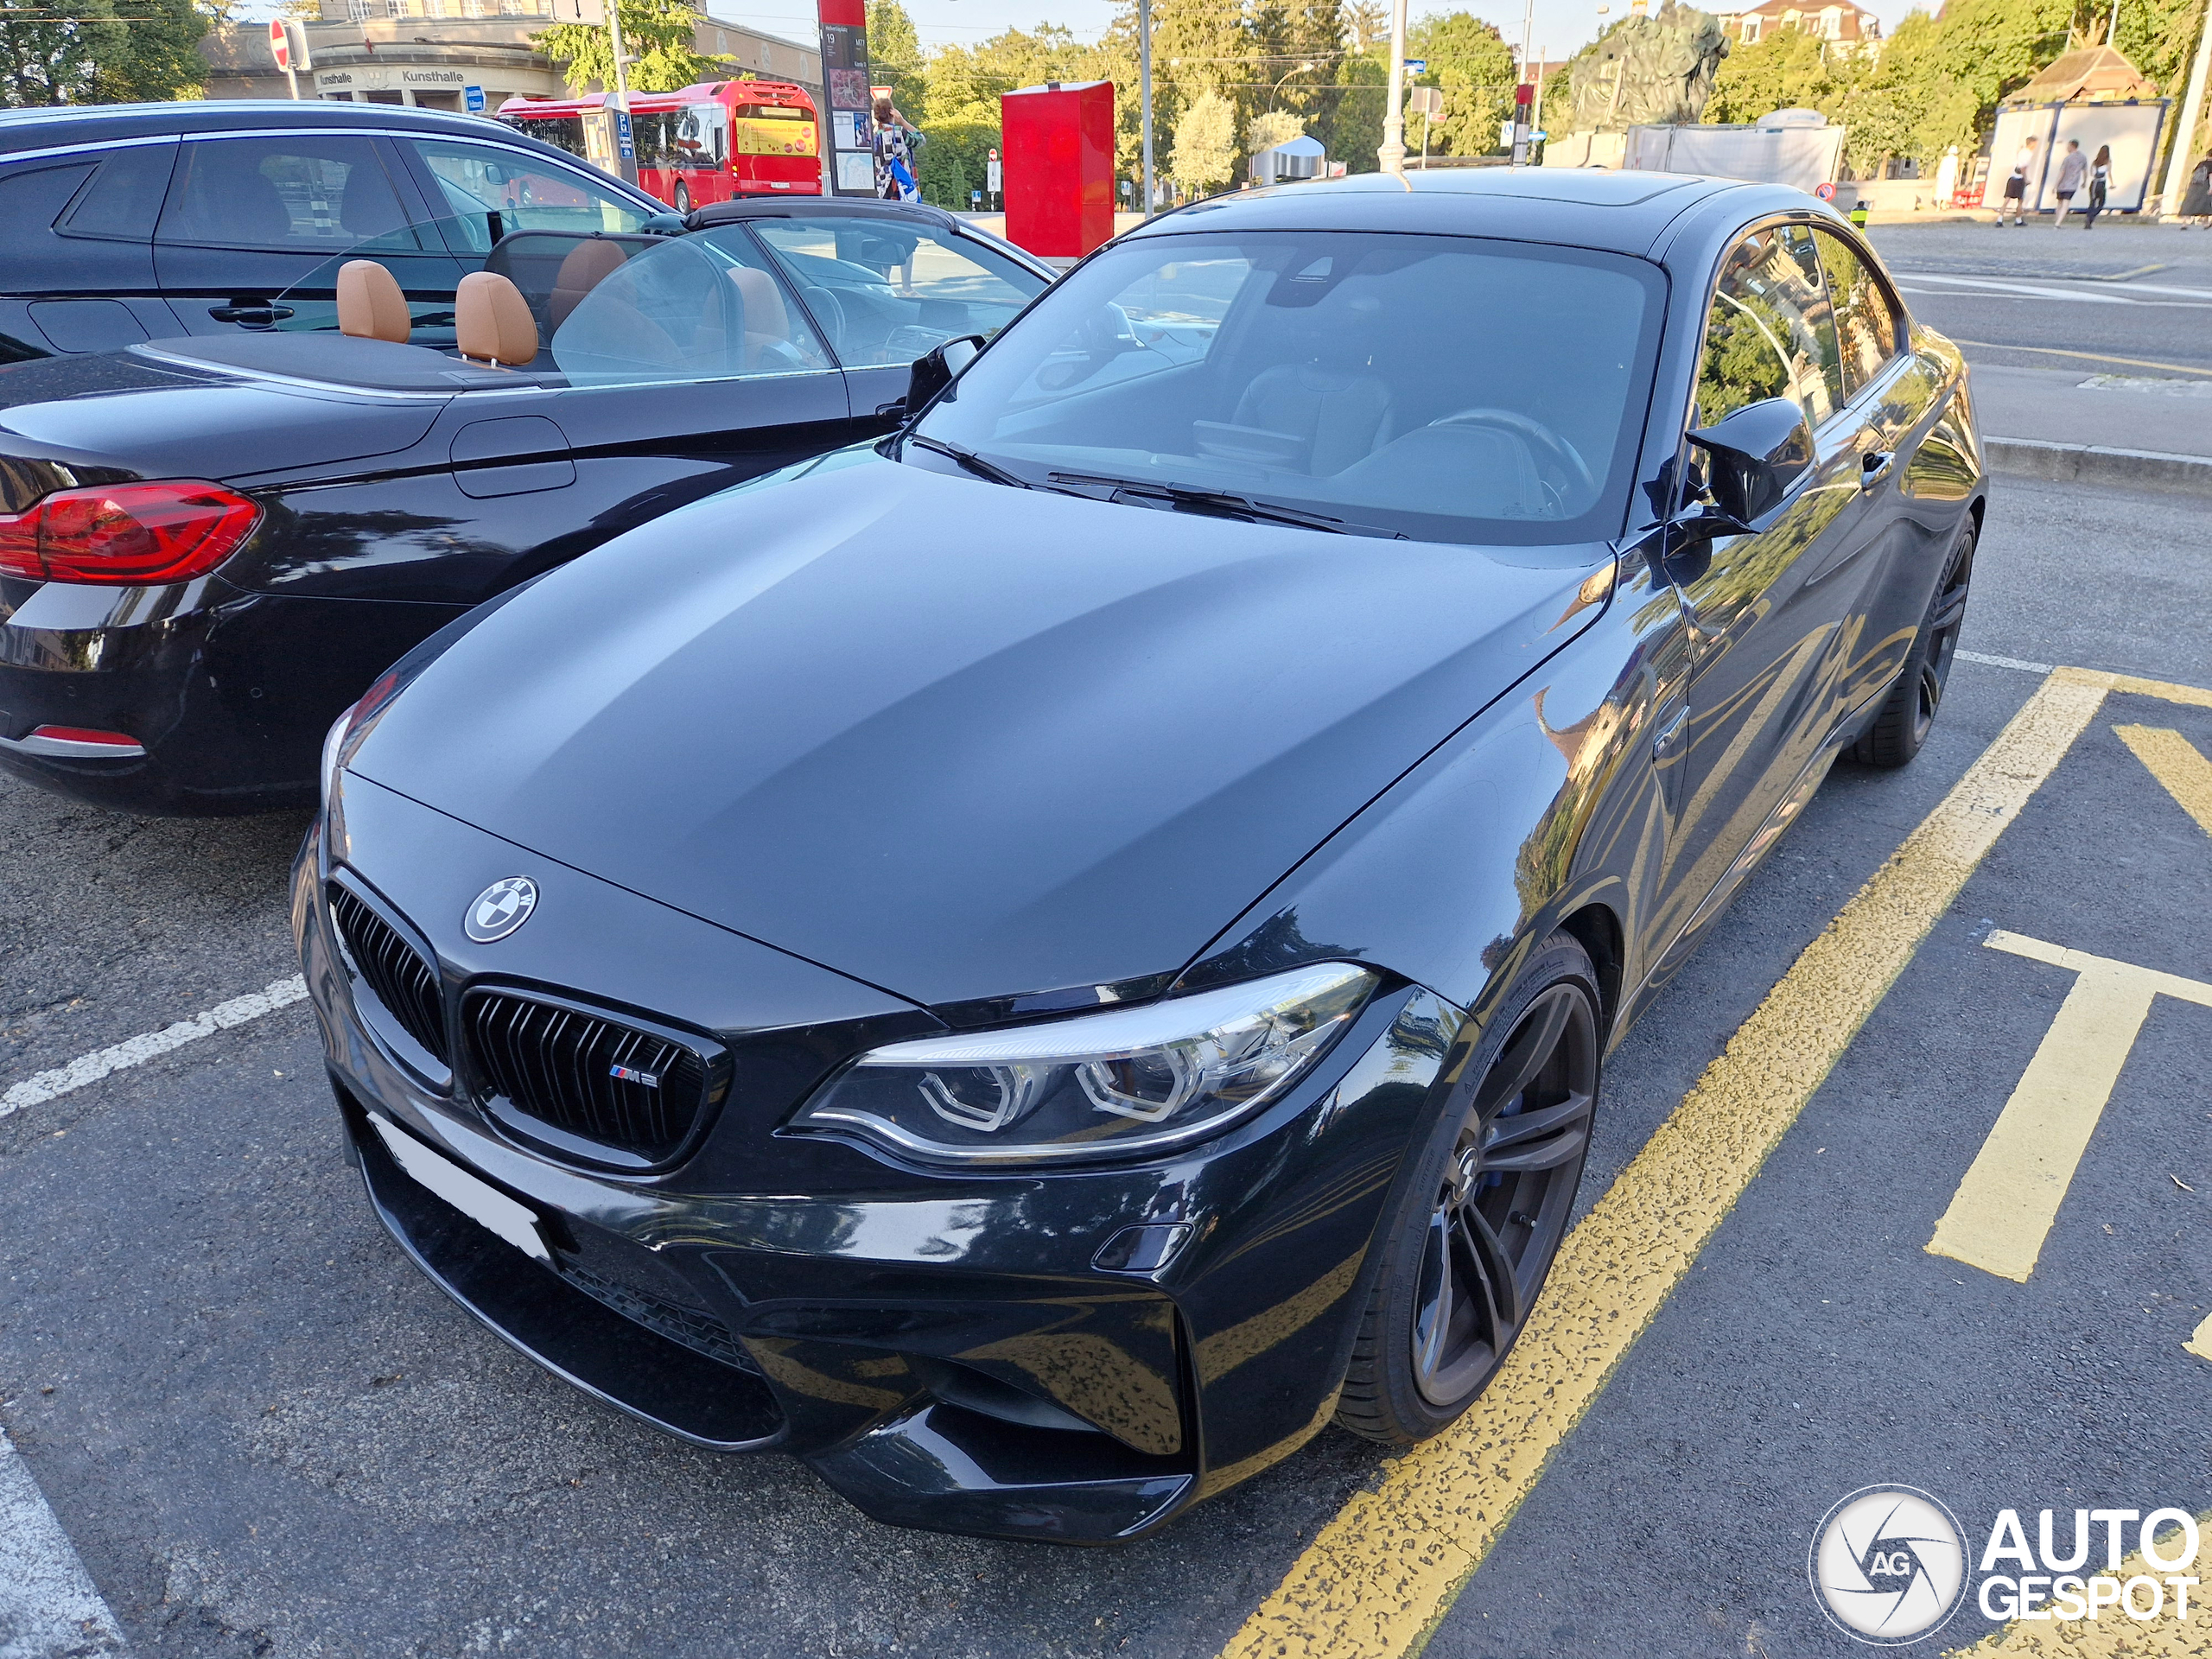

[817,0,875,195]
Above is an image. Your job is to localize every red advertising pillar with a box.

[1000,80,1115,258]
[817,0,875,195]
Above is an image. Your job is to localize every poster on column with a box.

[817,0,875,195]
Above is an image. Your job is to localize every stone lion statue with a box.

[1567,2,1732,132]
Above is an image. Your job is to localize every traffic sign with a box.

[1403,57,1427,71]
[1814,180,1836,200]
[463,84,486,114]
[547,0,605,21]
[269,17,309,72]
[269,18,289,70]
[986,151,1001,194]
[614,110,635,163]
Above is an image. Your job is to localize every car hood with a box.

[0,349,444,486]
[349,452,1611,1009]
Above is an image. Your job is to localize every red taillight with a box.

[0,480,260,585]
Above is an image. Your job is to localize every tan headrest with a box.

[550,239,630,330]
[455,270,538,367]
[728,265,787,340]
[335,259,410,344]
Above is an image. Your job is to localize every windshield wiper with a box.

[1045,472,1405,539]
[906,434,1037,492]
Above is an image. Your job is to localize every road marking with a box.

[1928,932,2212,1282]
[1217,667,2115,1659]
[1947,340,2212,378]
[2114,725,2212,838]
[0,1425,130,1656]
[0,976,307,1122]
[1944,1510,2209,1656]
[1892,270,2212,304]
[1961,650,2057,674]
[2190,1315,2212,1366]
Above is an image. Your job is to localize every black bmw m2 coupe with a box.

[297,168,1985,1543]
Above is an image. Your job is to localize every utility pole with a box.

[1380,0,1408,175]
[1140,0,1155,217]
[2160,0,2210,213]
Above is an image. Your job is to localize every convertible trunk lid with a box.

[349,452,1610,1008]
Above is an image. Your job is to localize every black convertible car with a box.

[0,196,1048,811]
[297,169,1984,1542]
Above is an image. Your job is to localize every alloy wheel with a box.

[1409,982,1596,1406]
[1910,536,1974,748]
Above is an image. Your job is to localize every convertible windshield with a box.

[908,231,1664,546]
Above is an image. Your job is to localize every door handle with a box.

[1652,702,1690,819]
[1859,449,1896,489]
[207,302,294,327]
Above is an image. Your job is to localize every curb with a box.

[1983,435,2212,497]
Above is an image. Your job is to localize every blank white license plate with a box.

[369,1114,549,1262]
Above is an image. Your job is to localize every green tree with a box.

[535,0,721,95]
[1704,23,1841,123]
[867,0,926,118]
[918,112,1000,207]
[0,0,207,105]
[1406,11,1516,156]
[1173,87,1237,192]
[89,0,209,102]
[1323,47,1388,169]
[1247,107,1306,150]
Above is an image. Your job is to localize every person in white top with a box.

[2052,140,2088,227]
[1999,134,2039,226]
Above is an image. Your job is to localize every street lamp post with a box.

[2159,0,2210,215]
[1380,0,1408,175]
[1140,0,1154,217]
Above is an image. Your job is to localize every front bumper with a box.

[296,779,1465,1543]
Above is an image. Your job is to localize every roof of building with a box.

[2003,42,2159,105]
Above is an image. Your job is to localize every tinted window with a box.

[912,231,1662,546]
[57,144,176,240]
[0,162,96,241]
[549,228,832,385]
[1696,225,1844,429]
[501,115,588,161]
[1813,228,1899,400]
[751,216,1044,365]
[160,137,412,251]
[407,139,651,249]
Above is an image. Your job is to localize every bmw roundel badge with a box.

[465,877,538,943]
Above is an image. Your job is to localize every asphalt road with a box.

[1866,222,2212,376]
[1,474,2207,1659]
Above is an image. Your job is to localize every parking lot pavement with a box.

[0,475,2206,1658]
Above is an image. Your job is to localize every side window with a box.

[549,231,833,385]
[1694,225,1844,430]
[1812,228,1899,400]
[158,137,412,251]
[0,161,97,236]
[749,216,1046,366]
[404,139,651,249]
[55,145,176,240]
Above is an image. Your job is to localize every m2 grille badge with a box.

[465,877,538,944]
[609,1064,661,1089]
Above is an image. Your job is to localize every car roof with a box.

[0,100,653,196]
[1121,168,1802,260]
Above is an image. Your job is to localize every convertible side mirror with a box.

[1684,396,1814,527]
[904,334,985,418]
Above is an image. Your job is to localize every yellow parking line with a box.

[2115,725,2212,838]
[1928,932,2212,1282]
[1219,669,2117,1659]
[1943,1512,2211,1656]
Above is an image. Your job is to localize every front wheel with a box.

[1853,519,1976,769]
[1336,933,1599,1445]
[672,181,692,214]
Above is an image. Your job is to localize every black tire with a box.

[1336,932,1599,1446]
[672,181,692,214]
[1853,519,1976,769]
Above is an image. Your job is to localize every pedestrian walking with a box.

[2182,153,2212,227]
[2082,144,2110,228]
[871,94,923,204]
[2052,140,2086,227]
[1999,134,2039,226]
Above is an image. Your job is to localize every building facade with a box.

[199,5,820,117]
[1716,0,1882,48]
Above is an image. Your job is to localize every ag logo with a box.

[465,877,537,944]
[1810,1485,1969,1644]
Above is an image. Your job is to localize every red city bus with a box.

[499,79,822,210]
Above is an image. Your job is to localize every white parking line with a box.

[1960,649,2058,674]
[0,976,307,1122]
[0,1427,129,1657]
[1891,270,2212,306]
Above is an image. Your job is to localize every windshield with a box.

[908,231,1664,545]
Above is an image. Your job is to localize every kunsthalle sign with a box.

[816,0,874,196]
[313,65,470,94]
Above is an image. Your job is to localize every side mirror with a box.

[904,334,985,417]
[1684,396,1814,527]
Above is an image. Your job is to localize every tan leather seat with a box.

[549,239,630,330]
[455,270,538,367]
[728,265,790,371]
[335,260,410,344]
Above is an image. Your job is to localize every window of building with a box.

[1741,17,1760,41]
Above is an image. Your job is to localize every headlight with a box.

[319,705,353,807]
[791,963,1377,1166]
